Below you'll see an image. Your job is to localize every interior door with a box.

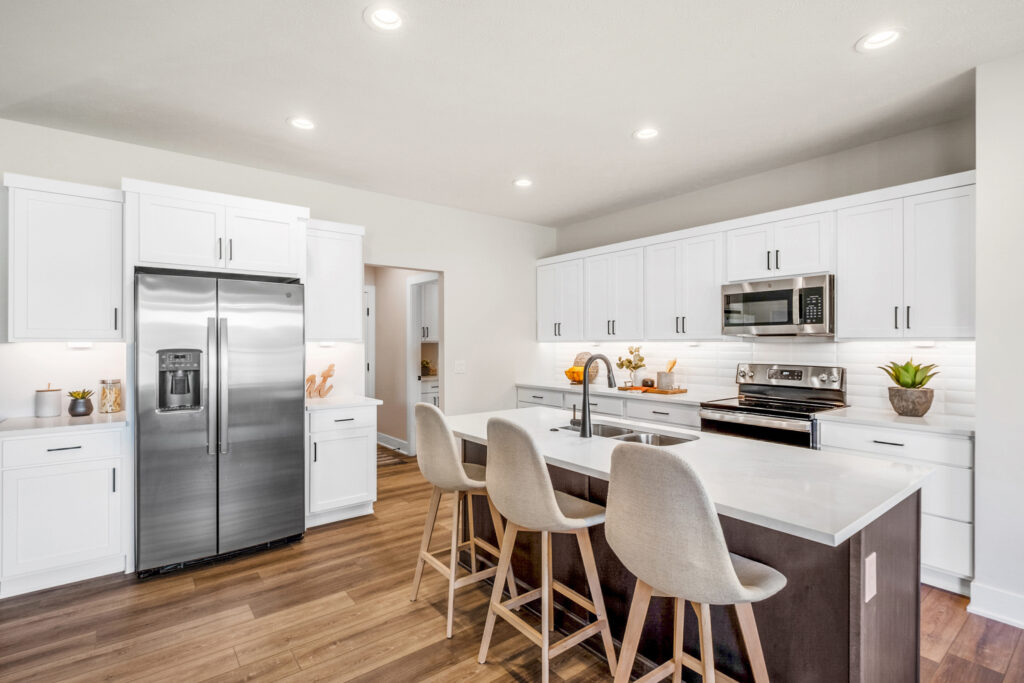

[225,207,298,274]
[903,187,976,338]
[772,213,834,277]
[680,233,722,338]
[217,279,305,553]
[836,200,904,338]
[725,223,774,281]
[11,189,123,340]
[139,194,225,269]
[644,241,683,340]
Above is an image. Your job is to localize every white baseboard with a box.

[377,432,410,455]
[921,566,971,596]
[306,502,375,529]
[967,581,1024,629]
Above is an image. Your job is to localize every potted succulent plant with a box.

[67,389,95,417]
[878,359,938,417]
[616,346,646,388]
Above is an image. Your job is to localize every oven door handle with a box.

[699,408,813,433]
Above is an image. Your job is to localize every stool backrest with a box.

[606,442,747,604]
[414,402,481,490]
[485,417,569,531]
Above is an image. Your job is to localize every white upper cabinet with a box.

[4,176,124,341]
[537,259,583,341]
[305,220,364,342]
[725,213,834,281]
[419,280,440,342]
[125,179,308,278]
[837,200,904,339]
[837,187,974,339]
[585,248,644,340]
[644,233,722,340]
[903,186,975,339]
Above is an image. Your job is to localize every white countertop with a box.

[306,394,382,411]
[447,406,931,547]
[816,406,975,437]
[0,412,128,437]
[516,381,734,407]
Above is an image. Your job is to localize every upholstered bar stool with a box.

[478,417,617,683]
[410,403,518,638]
[607,442,787,683]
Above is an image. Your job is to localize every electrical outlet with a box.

[453,360,467,374]
[864,552,877,603]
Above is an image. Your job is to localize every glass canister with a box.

[99,379,123,414]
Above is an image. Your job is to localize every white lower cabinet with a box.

[625,400,700,428]
[516,387,564,408]
[0,426,127,599]
[819,421,974,594]
[307,407,377,527]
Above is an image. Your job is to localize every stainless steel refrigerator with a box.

[135,272,305,573]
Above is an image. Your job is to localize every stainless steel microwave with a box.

[722,274,834,337]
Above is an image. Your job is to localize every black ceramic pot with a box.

[68,398,94,417]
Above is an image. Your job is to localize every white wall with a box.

[0,118,556,419]
[557,118,975,253]
[0,343,126,418]
[971,51,1024,629]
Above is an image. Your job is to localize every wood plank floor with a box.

[1,454,1021,682]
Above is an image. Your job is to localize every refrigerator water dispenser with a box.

[157,349,202,411]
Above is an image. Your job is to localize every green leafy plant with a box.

[67,389,94,400]
[878,359,939,389]
[616,346,646,373]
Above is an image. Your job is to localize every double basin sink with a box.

[558,422,698,446]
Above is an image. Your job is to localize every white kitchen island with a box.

[446,406,931,683]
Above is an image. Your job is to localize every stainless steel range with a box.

[699,363,847,448]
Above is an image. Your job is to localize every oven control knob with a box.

[829,374,839,383]
[818,373,828,382]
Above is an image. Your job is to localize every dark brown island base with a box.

[462,440,921,683]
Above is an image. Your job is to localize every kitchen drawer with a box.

[579,394,624,417]
[516,388,564,408]
[819,422,972,468]
[2,429,122,468]
[626,400,700,428]
[309,406,376,433]
[921,514,973,578]
[422,380,440,392]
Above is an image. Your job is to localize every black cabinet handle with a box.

[114,307,118,331]
[766,251,771,270]
[313,442,318,462]
[217,238,223,260]
[775,249,780,270]
[46,445,82,452]
[557,322,561,336]
[606,320,611,335]
[894,306,899,329]
[426,326,429,338]
[554,323,558,337]
[682,316,686,334]
[531,395,544,400]
[652,410,669,416]
[612,320,616,335]
[334,417,355,422]
[229,238,233,261]
[872,439,905,447]
[112,467,117,493]
[675,316,681,334]
[906,306,911,330]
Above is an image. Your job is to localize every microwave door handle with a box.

[207,317,217,456]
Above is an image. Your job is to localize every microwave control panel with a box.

[799,287,825,324]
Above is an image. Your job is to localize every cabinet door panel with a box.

[139,194,224,268]
[644,242,683,340]
[2,458,121,577]
[772,212,834,277]
[225,208,298,275]
[836,200,903,338]
[309,428,376,512]
[306,230,362,341]
[421,281,439,341]
[725,224,773,281]
[609,248,645,339]
[681,233,722,338]
[555,260,583,341]
[537,264,559,341]
[12,190,123,340]
[584,254,614,340]
[903,187,975,338]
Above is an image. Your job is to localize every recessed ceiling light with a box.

[364,6,403,31]
[855,28,902,52]
[632,127,659,140]
[289,117,316,130]
[513,178,533,188]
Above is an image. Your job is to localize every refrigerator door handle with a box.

[207,317,218,456]
[218,317,230,455]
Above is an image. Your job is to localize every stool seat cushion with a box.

[553,491,606,529]
[728,553,787,604]
[461,462,487,489]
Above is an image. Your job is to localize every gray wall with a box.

[556,118,975,253]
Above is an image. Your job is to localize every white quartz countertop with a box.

[447,406,931,547]
[0,412,128,437]
[816,406,975,437]
[306,394,382,410]
[516,381,734,407]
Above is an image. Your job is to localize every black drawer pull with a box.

[334,418,355,422]
[872,439,904,447]
[589,402,598,407]
[531,395,544,400]
[652,410,670,416]
[47,445,82,452]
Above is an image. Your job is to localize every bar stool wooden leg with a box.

[541,530,551,683]
[545,532,555,630]
[486,496,518,602]
[693,601,716,683]
[478,522,519,664]
[576,528,617,673]
[613,578,653,683]
[735,603,770,683]
[410,485,442,602]
[446,491,461,638]
[672,597,685,683]
[466,493,478,573]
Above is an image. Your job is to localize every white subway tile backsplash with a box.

[536,339,975,416]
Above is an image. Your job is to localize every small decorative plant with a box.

[67,389,94,400]
[67,389,95,417]
[878,359,938,417]
[616,346,646,387]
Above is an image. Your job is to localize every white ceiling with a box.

[1,1,1022,227]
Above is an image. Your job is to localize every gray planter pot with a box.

[68,398,94,417]
[888,387,934,417]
